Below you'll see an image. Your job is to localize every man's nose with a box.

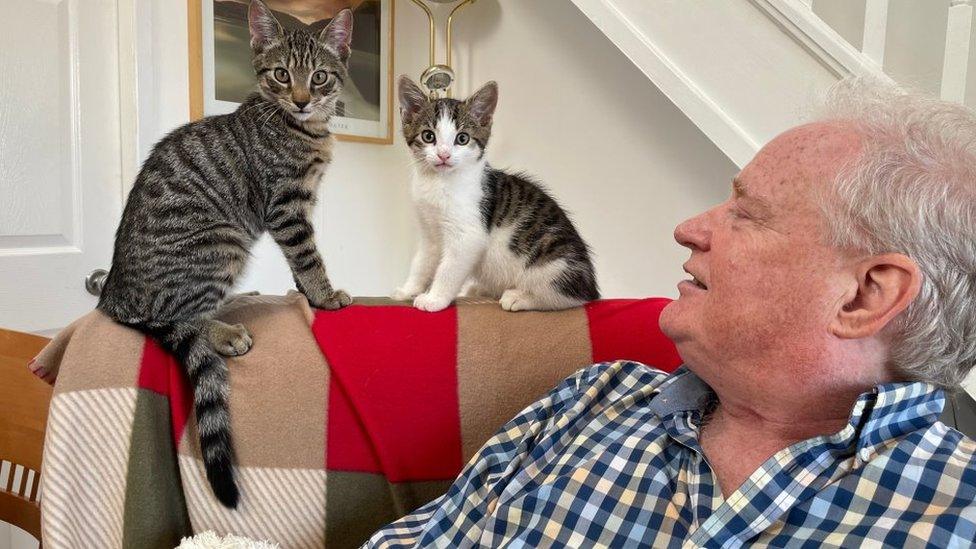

[674,212,711,251]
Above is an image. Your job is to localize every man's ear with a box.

[831,253,922,339]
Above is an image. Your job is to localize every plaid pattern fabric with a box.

[32,295,682,548]
[366,361,976,548]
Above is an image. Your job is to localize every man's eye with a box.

[730,207,751,220]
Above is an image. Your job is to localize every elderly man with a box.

[366,80,976,547]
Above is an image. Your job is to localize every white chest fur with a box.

[409,162,529,295]
[398,162,582,312]
[410,162,487,242]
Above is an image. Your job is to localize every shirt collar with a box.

[649,366,946,456]
[647,366,714,418]
[846,380,945,459]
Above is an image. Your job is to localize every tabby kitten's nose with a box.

[294,100,309,110]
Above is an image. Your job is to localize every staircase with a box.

[570,0,974,167]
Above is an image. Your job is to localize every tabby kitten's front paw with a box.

[413,292,453,312]
[309,289,353,310]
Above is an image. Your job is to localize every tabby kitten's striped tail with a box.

[138,321,239,508]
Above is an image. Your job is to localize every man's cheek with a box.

[720,259,776,299]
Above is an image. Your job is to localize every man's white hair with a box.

[818,78,976,389]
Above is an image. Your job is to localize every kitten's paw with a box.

[413,293,453,312]
[391,287,421,301]
[500,289,536,312]
[212,323,253,356]
[312,289,353,310]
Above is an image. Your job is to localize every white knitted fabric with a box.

[175,531,280,549]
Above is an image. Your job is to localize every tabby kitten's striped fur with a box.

[393,76,600,312]
[97,1,354,508]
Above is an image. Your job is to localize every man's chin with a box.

[658,299,689,342]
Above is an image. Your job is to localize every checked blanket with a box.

[30,293,681,548]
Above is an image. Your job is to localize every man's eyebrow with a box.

[732,177,745,198]
[732,177,773,213]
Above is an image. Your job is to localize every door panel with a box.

[0,0,122,332]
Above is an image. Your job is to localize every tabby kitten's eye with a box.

[455,132,470,146]
[273,68,290,84]
[312,70,329,85]
[421,130,436,144]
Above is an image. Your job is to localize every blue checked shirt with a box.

[365,361,976,548]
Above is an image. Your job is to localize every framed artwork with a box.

[188,0,395,144]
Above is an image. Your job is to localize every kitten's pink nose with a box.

[437,152,451,161]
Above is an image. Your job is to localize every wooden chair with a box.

[0,327,52,543]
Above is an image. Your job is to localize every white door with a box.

[0,0,124,333]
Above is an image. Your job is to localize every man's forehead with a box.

[737,122,863,199]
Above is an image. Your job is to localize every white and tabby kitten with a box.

[393,76,600,312]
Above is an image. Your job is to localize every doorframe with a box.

[115,0,193,196]
[117,0,139,195]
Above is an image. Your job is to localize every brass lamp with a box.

[407,0,477,96]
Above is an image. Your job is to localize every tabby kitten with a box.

[393,76,600,312]
[97,0,353,508]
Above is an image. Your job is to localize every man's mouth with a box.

[683,266,708,290]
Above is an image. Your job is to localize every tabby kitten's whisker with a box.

[239,100,270,116]
[257,105,281,132]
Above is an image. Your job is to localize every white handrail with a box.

[750,0,888,78]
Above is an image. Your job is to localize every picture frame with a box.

[188,0,395,144]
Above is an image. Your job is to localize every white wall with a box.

[883,0,950,97]
[812,0,866,50]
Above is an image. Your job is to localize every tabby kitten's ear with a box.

[398,75,428,124]
[466,81,499,126]
[321,9,354,64]
[248,0,283,52]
